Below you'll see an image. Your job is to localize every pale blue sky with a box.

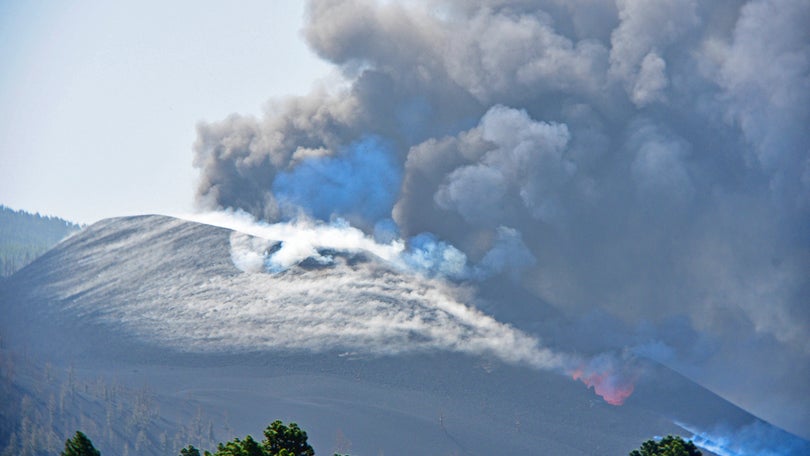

[0,0,331,224]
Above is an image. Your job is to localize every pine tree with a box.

[629,435,702,456]
[241,435,263,456]
[211,435,264,456]
[262,421,314,456]
[61,431,101,456]
[180,445,201,456]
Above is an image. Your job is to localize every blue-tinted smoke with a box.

[402,226,536,281]
[403,232,469,279]
[373,218,400,244]
[272,136,402,224]
[678,421,810,456]
[473,226,536,280]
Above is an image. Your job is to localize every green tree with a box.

[211,435,263,456]
[180,445,202,456]
[629,435,702,456]
[262,421,314,456]
[61,431,101,456]
[241,436,264,456]
[189,420,316,456]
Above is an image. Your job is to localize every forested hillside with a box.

[0,206,81,277]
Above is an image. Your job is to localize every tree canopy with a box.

[262,420,315,456]
[182,420,317,456]
[61,431,101,456]
[629,435,702,456]
[180,446,202,456]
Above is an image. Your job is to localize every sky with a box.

[1,0,808,443]
[0,0,330,224]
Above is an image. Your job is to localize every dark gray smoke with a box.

[193,0,810,438]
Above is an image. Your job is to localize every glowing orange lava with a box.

[571,367,635,406]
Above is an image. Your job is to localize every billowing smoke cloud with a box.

[431,105,573,225]
[193,0,810,438]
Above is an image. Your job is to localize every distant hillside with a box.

[0,205,81,277]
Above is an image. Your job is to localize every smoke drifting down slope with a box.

[191,0,809,437]
[198,211,640,405]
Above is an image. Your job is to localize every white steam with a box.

[187,210,405,268]
[185,209,535,281]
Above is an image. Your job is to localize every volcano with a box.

[1,215,806,455]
